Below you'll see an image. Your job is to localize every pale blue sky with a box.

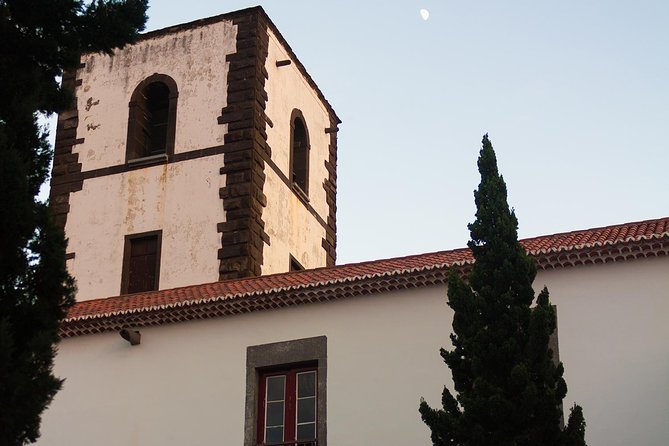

[52,1,669,265]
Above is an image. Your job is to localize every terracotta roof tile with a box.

[62,216,669,336]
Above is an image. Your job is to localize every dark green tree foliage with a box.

[0,1,147,444]
[420,135,586,446]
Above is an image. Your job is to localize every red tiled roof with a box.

[521,217,668,252]
[61,217,669,337]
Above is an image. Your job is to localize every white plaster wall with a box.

[65,155,225,300]
[261,28,333,272]
[262,168,327,272]
[75,20,236,171]
[534,257,669,446]
[63,20,238,300]
[40,287,451,446]
[39,257,668,445]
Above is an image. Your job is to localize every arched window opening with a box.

[127,74,178,161]
[290,111,310,195]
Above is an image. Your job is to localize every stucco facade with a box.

[63,19,236,300]
[39,255,669,446]
[51,8,339,301]
[66,156,226,299]
[76,21,235,169]
[536,257,669,446]
[260,27,335,273]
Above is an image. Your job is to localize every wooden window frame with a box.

[258,366,318,445]
[244,337,327,446]
[120,230,162,295]
[289,109,310,198]
[126,74,178,163]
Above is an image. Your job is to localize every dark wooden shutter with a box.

[127,235,158,293]
[292,117,309,193]
[127,81,170,160]
[145,82,169,155]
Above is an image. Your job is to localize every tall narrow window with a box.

[245,336,327,446]
[121,230,162,294]
[127,74,178,161]
[258,367,317,445]
[263,374,286,444]
[296,371,317,441]
[142,82,169,155]
[290,110,310,195]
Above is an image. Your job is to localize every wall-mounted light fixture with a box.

[120,329,141,346]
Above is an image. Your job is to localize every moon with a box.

[420,9,430,21]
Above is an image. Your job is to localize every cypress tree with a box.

[419,135,586,446]
[0,1,148,444]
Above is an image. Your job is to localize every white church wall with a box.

[535,256,669,446]
[40,256,668,445]
[39,286,451,446]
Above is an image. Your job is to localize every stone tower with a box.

[49,7,339,301]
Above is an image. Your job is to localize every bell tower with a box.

[50,7,339,301]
